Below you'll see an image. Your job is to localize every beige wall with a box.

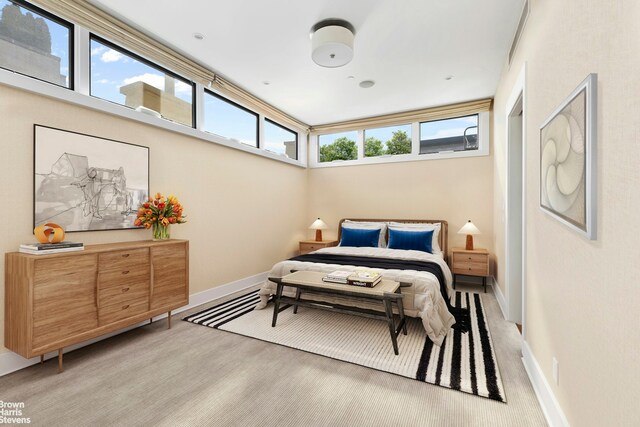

[0,84,308,354]
[493,0,640,425]
[307,156,495,259]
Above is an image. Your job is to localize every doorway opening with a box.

[506,90,524,329]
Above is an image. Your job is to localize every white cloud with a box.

[101,49,123,63]
[174,80,192,94]
[91,46,106,56]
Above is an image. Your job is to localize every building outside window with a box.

[0,0,72,88]
[419,114,479,154]
[264,118,297,159]
[90,35,194,127]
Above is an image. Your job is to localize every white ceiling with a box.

[89,0,524,126]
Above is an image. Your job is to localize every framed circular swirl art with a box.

[540,73,597,240]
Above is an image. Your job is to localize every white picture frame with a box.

[539,73,597,240]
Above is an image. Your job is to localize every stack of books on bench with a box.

[322,269,382,288]
[19,242,84,255]
[347,269,382,288]
[322,270,352,284]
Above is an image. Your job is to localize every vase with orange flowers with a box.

[134,193,186,240]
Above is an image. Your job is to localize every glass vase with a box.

[152,223,170,240]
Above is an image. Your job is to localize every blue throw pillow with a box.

[340,227,381,248]
[388,229,434,253]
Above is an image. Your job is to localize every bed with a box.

[256,219,463,346]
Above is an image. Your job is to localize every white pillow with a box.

[387,222,442,255]
[342,220,387,248]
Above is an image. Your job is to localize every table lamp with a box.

[309,218,328,242]
[458,220,480,250]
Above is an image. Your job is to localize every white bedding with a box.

[255,246,456,346]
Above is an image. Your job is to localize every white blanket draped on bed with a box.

[255,246,456,346]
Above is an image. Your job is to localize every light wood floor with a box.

[0,283,547,426]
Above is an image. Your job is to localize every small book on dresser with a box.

[19,242,84,255]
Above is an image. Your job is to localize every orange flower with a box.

[143,222,151,229]
[161,218,170,226]
[169,217,176,224]
[134,218,142,226]
[155,192,162,200]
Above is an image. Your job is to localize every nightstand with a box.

[451,248,490,292]
[299,240,338,255]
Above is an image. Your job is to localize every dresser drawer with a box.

[99,278,150,309]
[453,262,489,276]
[99,248,149,272]
[98,266,149,290]
[99,297,148,325]
[453,252,488,264]
[300,242,322,253]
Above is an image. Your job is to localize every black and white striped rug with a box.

[183,290,506,402]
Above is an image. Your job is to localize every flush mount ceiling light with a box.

[310,19,355,68]
[359,80,375,88]
[193,32,204,40]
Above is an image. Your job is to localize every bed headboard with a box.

[337,219,449,261]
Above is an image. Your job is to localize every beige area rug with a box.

[183,290,506,402]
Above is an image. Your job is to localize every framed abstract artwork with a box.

[539,73,597,240]
[34,125,149,232]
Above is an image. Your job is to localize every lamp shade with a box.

[457,220,481,235]
[311,24,354,68]
[309,218,328,230]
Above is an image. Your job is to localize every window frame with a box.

[363,123,413,158]
[89,33,196,128]
[264,117,298,160]
[309,111,490,168]
[419,113,480,155]
[202,88,260,148]
[317,130,359,163]
[0,0,74,90]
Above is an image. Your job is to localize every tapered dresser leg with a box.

[40,354,44,364]
[58,349,63,373]
[150,317,153,324]
[167,311,172,329]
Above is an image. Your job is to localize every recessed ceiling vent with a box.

[311,19,355,68]
[509,0,530,65]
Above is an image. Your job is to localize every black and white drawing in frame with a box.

[34,125,149,232]
[539,73,597,240]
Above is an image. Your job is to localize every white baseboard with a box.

[491,276,509,320]
[0,271,268,378]
[522,341,570,427]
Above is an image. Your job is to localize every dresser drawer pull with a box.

[468,257,472,260]
[122,287,130,293]
[122,270,130,275]
[122,254,130,258]
[468,267,472,270]
[122,304,130,310]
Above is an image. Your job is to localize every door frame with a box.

[504,63,527,338]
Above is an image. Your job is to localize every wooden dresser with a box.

[5,240,189,372]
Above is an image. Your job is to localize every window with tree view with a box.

[0,0,72,88]
[364,124,412,157]
[419,114,479,154]
[90,36,194,127]
[319,131,357,162]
